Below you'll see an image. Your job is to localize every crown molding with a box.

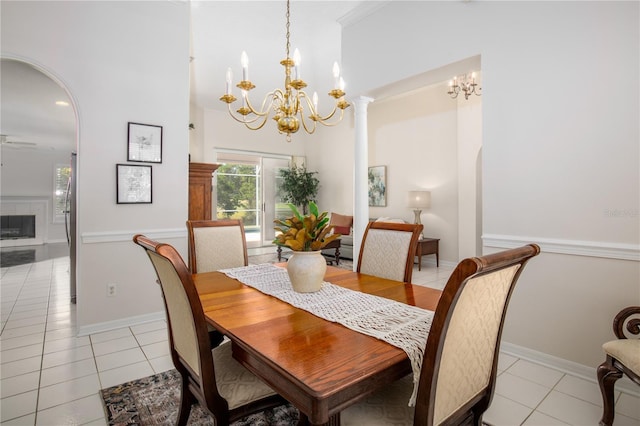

[337,1,391,28]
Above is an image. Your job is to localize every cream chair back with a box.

[146,250,202,376]
[415,244,540,425]
[432,265,520,424]
[187,220,248,273]
[357,221,423,283]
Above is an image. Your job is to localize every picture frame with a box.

[368,165,387,207]
[116,164,152,204]
[127,122,162,163]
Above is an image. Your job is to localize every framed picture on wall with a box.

[368,165,386,207]
[116,164,152,204]
[127,122,162,163]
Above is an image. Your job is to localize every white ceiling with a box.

[189,1,365,111]
[1,1,365,152]
[1,59,76,152]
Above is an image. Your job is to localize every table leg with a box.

[277,246,282,261]
[418,246,422,271]
[298,412,340,426]
[335,246,340,266]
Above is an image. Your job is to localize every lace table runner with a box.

[221,263,434,405]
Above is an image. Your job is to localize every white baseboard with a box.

[77,311,166,337]
[501,341,639,397]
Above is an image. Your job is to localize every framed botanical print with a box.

[116,164,152,204]
[368,166,386,207]
[127,122,162,163]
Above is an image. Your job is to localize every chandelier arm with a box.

[298,106,318,134]
[242,114,271,131]
[298,91,342,123]
[226,104,266,125]
[316,105,339,123]
[316,108,346,127]
[243,91,280,117]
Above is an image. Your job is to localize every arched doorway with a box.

[0,57,79,302]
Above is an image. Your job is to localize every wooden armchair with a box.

[342,244,540,425]
[357,221,423,283]
[133,235,286,425]
[597,306,640,426]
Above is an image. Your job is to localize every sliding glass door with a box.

[214,151,290,248]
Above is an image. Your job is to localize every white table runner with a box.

[221,263,434,405]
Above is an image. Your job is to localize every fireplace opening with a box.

[1,215,36,240]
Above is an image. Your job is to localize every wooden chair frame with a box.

[133,234,285,425]
[597,306,640,426]
[414,244,541,426]
[356,221,423,283]
[186,219,248,274]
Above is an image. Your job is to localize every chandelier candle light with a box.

[220,0,350,142]
[447,72,482,100]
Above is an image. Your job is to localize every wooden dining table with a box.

[194,264,442,425]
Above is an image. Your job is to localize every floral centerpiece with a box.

[273,202,341,293]
[273,202,341,251]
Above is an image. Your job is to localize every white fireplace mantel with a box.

[1,197,49,247]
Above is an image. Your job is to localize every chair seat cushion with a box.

[213,341,277,409]
[340,374,414,425]
[603,339,640,375]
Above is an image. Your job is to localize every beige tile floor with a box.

[1,252,639,425]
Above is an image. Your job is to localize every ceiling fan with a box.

[0,134,38,149]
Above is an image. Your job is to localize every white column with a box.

[353,96,374,269]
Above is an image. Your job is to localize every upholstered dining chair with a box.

[133,235,286,426]
[357,221,423,283]
[342,244,541,426]
[597,306,640,426]
[186,219,248,274]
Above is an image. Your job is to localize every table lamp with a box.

[407,191,431,226]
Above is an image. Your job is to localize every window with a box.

[53,164,71,223]
[214,150,290,247]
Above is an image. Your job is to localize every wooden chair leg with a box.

[176,374,195,426]
[597,357,623,426]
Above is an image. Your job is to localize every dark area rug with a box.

[0,249,36,267]
[101,369,299,425]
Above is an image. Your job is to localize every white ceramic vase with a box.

[286,250,326,293]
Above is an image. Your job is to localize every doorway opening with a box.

[0,57,79,301]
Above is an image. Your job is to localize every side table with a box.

[416,238,439,270]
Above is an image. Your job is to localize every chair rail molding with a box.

[81,228,186,244]
[483,234,639,262]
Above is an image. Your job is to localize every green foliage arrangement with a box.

[273,202,341,251]
[278,166,319,215]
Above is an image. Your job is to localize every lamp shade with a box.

[408,191,431,209]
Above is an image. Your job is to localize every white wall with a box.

[367,84,460,262]
[2,1,191,331]
[1,148,73,242]
[342,1,640,368]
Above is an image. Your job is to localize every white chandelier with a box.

[447,72,482,100]
[219,0,350,142]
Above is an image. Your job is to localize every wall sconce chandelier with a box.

[447,72,482,100]
[219,0,350,142]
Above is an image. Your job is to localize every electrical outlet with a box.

[107,283,117,297]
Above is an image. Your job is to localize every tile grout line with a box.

[34,259,55,426]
